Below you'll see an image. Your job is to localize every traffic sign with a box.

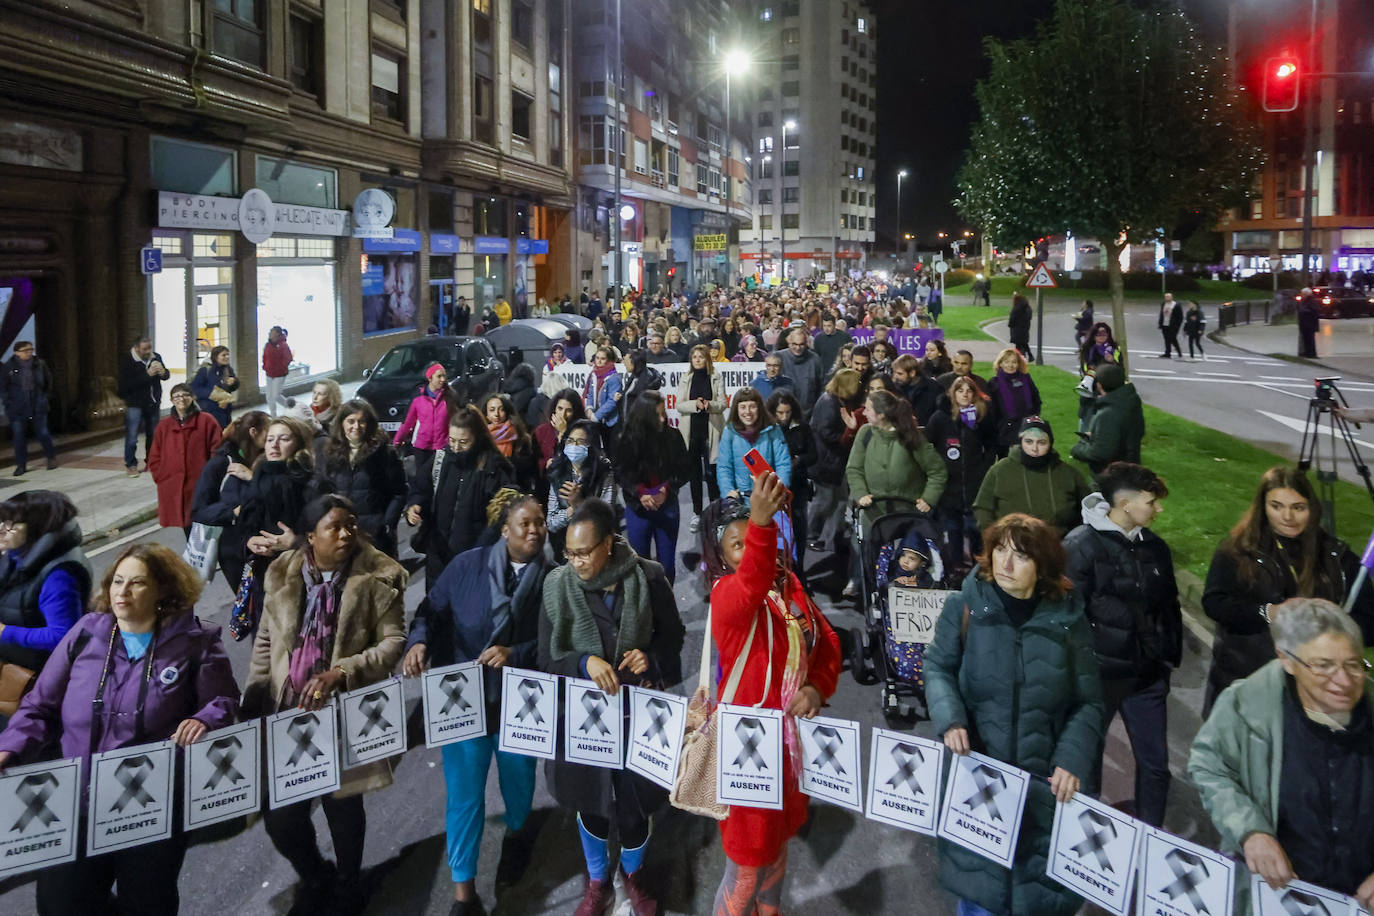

[1025,263,1056,288]
[140,247,163,275]
[932,260,949,274]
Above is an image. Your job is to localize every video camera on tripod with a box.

[1298,376,1374,533]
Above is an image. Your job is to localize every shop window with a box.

[288,12,323,96]
[212,0,264,69]
[783,214,799,229]
[473,196,507,236]
[371,49,405,123]
[151,138,237,196]
[361,251,418,335]
[511,0,534,51]
[511,91,533,141]
[256,156,337,208]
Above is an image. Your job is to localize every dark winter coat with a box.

[1069,382,1145,473]
[190,444,253,584]
[985,370,1042,454]
[973,451,1090,535]
[925,572,1105,916]
[191,361,240,427]
[0,355,52,422]
[117,348,170,410]
[1158,300,1184,332]
[1063,494,1181,681]
[314,436,408,556]
[779,420,817,500]
[809,391,860,486]
[1008,298,1033,342]
[148,408,224,528]
[925,408,998,515]
[618,366,664,424]
[1183,307,1207,337]
[408,449,514,584]
[502,364,540,426]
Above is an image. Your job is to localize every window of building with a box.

[472,0,492,46]
[859,93,867,107]
[784,160,799,177]
[428,189,454,231]
[580,80,607,98]
[784,130,798,149]
[152,138,237,195]
[212,0,263,68]
[549,111,563,166]
[841,110,849,126]
[288,12,322,96]
[782,28,800,45]
[758,137,773,155]
[782,187,799,203]
[511,0,534,51]
[633,138,648,174]
[758,112,773,127]
[856,16,867,33]
[255,156,336,207]
[511,91,533,140]
[758,189,773,204]
[856,165,864,180]
[578,115,607,165]
[782,54,800,71]
[668,147,680,186]
[760,7,772,21]
[783,214,799,229]
[709,168,722,195]
[851,62,859,77]
[708,125,723,152]
[759,158,774,179]
[697,163,709,194]
[759,215,773,230]
[782,81,799,96]
[841,28,848,44]
[840,215,849,229]
[781,0,799,15]
[474,75,494,143]
[857,142,867,156]
[371,49,404,122]
[759,87,774,101]
[841,136,849,151]
[857,192,866,206]
[840,188,848,203]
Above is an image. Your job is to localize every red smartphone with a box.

[742,448,775,478]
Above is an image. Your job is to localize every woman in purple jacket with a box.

[0,543,239,916]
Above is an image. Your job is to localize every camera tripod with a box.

[1297,377,1374,536]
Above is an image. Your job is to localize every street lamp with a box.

[612,0,624,300]
[896,169,908,262]
[781,119,797,281]
[722,48,751,284]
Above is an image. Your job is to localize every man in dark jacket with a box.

[1157,292,1184,358]
[813,312,853,371]
[117,337,170,477]
[0,341,56,475]
[1008,293,1033,361]
[1064,462,1179,827]
[777,326,824,416]
[403,495,549,915]
[1297,288,1320,358]
[1070,364,1144,473]
[934,349,988,395]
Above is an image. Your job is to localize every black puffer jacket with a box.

[779,421,816,499]
[1063,494,1181,681]
[809,391,859,486]
[313,436,408,556]
[1202,528,1374,711]
[924,408,997,515]
[502,363,540,426]
[408,449,514,585]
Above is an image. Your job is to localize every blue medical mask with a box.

[563,443,589,464]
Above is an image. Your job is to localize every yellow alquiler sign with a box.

[693,234,727,252]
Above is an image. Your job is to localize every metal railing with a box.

[1217,299,1272,330]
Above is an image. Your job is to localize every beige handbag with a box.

[669,605,771,820]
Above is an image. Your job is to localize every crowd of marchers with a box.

[0,272,1371,916]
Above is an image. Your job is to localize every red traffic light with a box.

[1262,55,1300,112]
[666,267,676,277]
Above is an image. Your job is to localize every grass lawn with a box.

[934,304,1009,341]
[945,276,1261,305]
[968,360,1374,580]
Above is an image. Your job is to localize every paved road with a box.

[0,505,1221,915]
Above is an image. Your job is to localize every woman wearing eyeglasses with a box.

[148,382,223,537]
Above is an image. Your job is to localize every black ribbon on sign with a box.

[1160,848,1212,914]
[1070,809,1118,872]
[356,690,394,737]
[11,772,60,831]
[641,698,672,749]
[732,717,768,771]
[884,742,924,795]
[960,763,1007,822]
[515,678,545,725]
[578,690,611,737]
[286,714,325,766]
[110,756,156,813]
[438,672,472,714]
[1279,889,1332,916]
[203,736,245,790]
[808,726,847,776]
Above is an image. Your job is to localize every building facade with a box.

[1222,0,1374,276]
[0,0,575,427]
[740,0,877,283]
[569,0,754,297]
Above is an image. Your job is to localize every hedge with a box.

[1011,268,1201,293]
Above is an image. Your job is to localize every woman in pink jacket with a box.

[393,362,454,459]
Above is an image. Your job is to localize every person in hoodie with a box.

[0,491,90,688]
[1064,462,1180,827]
[974,417,1090,536]
[1070,364,1145,474]
[394,362,456,461]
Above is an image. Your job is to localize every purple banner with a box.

[1361,529,1374,571]
[846,327,945,356]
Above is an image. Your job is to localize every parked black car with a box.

[357,336,505,432]
[1297,287,1374,319]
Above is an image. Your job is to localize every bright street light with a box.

[619,204,636,221]
[896,169,910,256]
[784,119,797,130]
[723,49,751,75]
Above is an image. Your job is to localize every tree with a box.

[956,0,1263,370]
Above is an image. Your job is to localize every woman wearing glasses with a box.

[1191,597,1374,913]
[1201,467,1374,715]
[148,382,223,537]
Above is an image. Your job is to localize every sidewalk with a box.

[1218,316,1374,382]
[1,380,364,543]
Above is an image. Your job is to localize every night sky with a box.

[871,0,1229,247]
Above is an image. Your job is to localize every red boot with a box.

[620,868,660,916]
[574,877,615,916]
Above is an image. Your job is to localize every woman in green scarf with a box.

[538,498,685,916]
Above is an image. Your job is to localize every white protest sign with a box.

[267,706,341,808]
[0,757,81,878]
[184,720,261,830]
[1251,876,1359,916]
[937,751,1030,868]
[422,661,486,747]
[498,667,558,760]
[548,362,764,432]
[1136,828,1235,916]
[562,678,623,769]
[1047,792,1145,915]
[625,686,687,790]
[716,704,784,811]
[88,740,175,854]
[341,677,407,767]
[797,715,864,812]
[865,728,944,834]
[887,588,953,644]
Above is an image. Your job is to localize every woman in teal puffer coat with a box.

[924,513,1105,916]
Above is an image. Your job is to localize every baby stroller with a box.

[849,498,950,726]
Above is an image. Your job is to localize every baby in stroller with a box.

[871,521,945,722]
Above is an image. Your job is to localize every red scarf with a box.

[489,421,516,456]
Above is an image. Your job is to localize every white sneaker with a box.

[841,581,859,598]
[689,515,700,533]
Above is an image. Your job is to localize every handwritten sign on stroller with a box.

[937,751,1029,868]
[865,728,944,834]
[341,677,407,767]
[1251,875,1360,916]
[1047,792,1145,915]
[267,706,340,808]
[184,720,261,830]
[716,704,784,811]
[797,715,863,811]
[0,757,81,878]
[498,667,558,760]
[1135,828,1234,916]
[88,740,175,854]
[888,588,954,644]
[563,678,623,769]
[625,686,687,790]
[422,661,486,747]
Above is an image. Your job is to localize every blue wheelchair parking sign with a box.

[140,247,163,275]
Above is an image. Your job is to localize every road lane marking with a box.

[1195,372,1241,378]
[1257,409,1374,450]
[88,524,162,558]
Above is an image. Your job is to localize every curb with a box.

[83,504,160,545]
[1214,331,1374,383]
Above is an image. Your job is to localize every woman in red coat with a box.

[148,383,222,535]
[703,473,841,916]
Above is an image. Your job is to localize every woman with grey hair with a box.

[1190,597,1374,912]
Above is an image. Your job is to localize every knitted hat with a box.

[1095,364,1126,392]
[1018,416,1053,443]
